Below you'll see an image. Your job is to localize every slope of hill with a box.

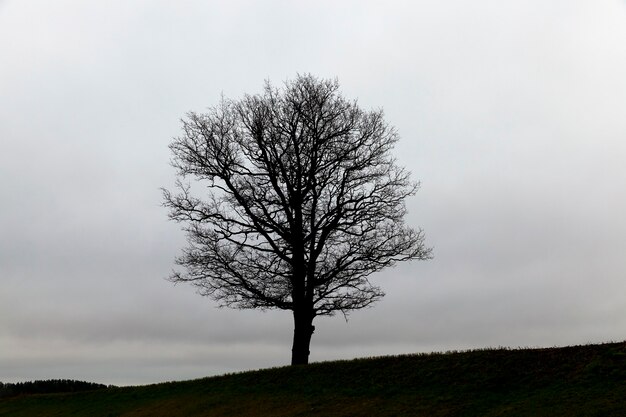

[1,341,625,416]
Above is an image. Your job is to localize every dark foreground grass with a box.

[2,341,626,416]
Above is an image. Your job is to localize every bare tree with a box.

[163,74,431,365]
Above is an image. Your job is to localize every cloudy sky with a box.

[2,0,626,386]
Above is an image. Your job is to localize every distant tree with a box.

[0,380,110,398]
[163,74,431,365]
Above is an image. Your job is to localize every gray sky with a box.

[1,0,626,386]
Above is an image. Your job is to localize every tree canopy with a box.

[163,74,431,364]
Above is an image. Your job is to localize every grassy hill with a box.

[1,341,625,416]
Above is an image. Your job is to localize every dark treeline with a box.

[0,380,114,398]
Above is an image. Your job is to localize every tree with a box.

[163,74,431,365]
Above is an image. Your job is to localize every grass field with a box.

[1,341,625,416]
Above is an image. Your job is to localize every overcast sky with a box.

[2,0,626,386]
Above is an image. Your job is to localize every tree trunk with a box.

[291,310,315,365]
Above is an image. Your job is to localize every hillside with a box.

[1,341,625,416]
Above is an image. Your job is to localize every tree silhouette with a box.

[163,74,431,365]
